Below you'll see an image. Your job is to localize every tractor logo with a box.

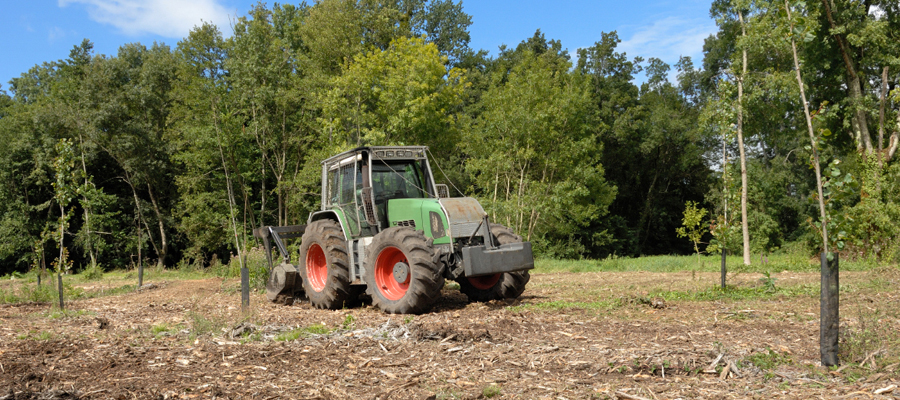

[430,211,446,238]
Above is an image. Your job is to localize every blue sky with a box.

[1,0,718,93]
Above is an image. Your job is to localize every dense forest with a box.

[1,0,899,275]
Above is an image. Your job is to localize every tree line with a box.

[1,0,898,275]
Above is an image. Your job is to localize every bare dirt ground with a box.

[2,269,899,399]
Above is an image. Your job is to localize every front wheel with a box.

[365,227,444,314]
[298,219,356,309]
[457,224,531,302]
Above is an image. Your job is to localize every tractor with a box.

[253,146,533,314]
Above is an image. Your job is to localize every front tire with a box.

[457,223,531,302]
[365,227,444,314]
[298,219,356,309]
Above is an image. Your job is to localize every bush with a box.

[212,247,270,291]
[1,282,65,304]
[844,200,900,263]
[82,263,104,281]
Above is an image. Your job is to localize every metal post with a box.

[720,249,727,289]
[821,252,840,366]
[241,267,250,313]
[57,273,65,310]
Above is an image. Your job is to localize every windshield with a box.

[371,161,430,199]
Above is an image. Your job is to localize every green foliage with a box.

[745,348,793,370]
[0,283,57,304]
[324,36,466,150]
[676,201,709,260]
[81,263,104,281]
[46,309,94,319]
[482,385,502,398]
[342,314,356,330]
[759,271,777,293]
[650,283,817,302]
[187,311,227,339]
[841,157,900,262]
[809,159,858,256]
[465,47,615,257]
[275,323,332,341]
[209,247,269,291]
[840,298,900,370]
[4,0,900,274]
[151,323,177,337]
[534,252,877,274]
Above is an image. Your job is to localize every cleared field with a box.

[1,258,899,399]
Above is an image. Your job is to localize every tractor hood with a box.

[437,197,491,240]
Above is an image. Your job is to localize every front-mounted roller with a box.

[254,146,534,314]
[254,225,307,303]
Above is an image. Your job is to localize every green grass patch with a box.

[508,299,623,312]
[151,323,178,337]
[46,309,95,319]
[649,283,818,303]
[534,253,882,274]
[482,384,501,398]
[187,311,227,339]
[81,264,105,281]
[0,283,58,304]
[275,323,332,341]
[744,348,793,370]
[16,330,57,341]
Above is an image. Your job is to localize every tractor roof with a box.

[322,146,429,165]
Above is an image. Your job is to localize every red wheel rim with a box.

[306,243,327,292]
[468,274,501,290]
[375,246,410,301]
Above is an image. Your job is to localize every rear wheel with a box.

[457,224,531,302]
[298,219,356,309]
[365,227,443,314]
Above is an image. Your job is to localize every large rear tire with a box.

[457,223,531,302]
[365,227,444,314]
[298,219,356,309]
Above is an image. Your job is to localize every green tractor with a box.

[254,146,533,314]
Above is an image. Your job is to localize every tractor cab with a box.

[320,146,443,239]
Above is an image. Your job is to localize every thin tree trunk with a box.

[890,111,900,162]
[491,172,499,222]
[878,66,888,194]
[821,0,872,154]
[77,135,97,269]
[639,160,660,252]
[737,10,751,266]
[723,135,729,229]
[146,183,167,268]
[879,67,888,156]
[217,124,245,270]
[58,204,65,272]
[786,0,828,254]
[124,174,160,259]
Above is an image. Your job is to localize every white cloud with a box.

[618,16,717,66]
[58,0,235,38]
[48,26,68,43]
